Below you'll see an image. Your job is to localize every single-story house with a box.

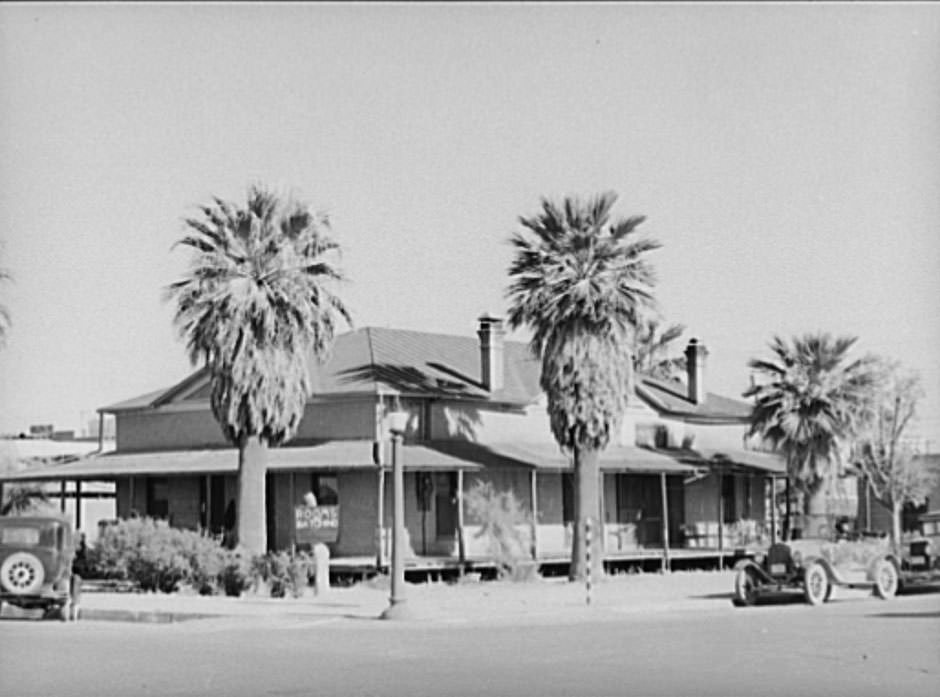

[0,317,786,570]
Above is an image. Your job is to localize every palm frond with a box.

[166,186,351,445]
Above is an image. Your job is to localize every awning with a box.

[677,447,786,475]
[480,442,699,474]
[0,440,484,482]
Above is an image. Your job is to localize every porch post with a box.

[529,469,539,560]
[660,472,671,573]
[289,472,296,555]
[457,469,466,567]
[865,477,872,530]
[598,471,606,555]
[716,470,724,570]
[769,476,777,544]
[75,480,83,530]
[376,467,386,568]
[204,474,211,533]
[60,480,67,513]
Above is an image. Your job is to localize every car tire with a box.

[0,551,45,595]
[803,562,829,606]
[873,559,899,599]
[733,568,759,607]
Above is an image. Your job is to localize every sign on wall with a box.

[294,505,340,545]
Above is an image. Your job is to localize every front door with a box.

[434,472,458,543]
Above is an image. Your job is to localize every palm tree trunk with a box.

[236,436,269,555]
[569,446,603,581]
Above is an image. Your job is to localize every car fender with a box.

[802,555,837,582]
[733,558,776,585]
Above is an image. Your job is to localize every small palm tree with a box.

[167,186,350,554]
[744,333,876,538]
[507,192,660,579]
[632,315,687,381]
[1,484,51,516]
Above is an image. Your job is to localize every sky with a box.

[1,3,938,447]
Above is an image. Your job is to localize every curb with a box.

[78,608,221,624]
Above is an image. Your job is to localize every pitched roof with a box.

[636,376,751,423]
[100,326,752,420]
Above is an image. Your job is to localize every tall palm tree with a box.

[632,315,687,381]
[507,192,660,580]
[167,186,350,554]
[744,334,876,539]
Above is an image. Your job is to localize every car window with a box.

[1,527,41,545]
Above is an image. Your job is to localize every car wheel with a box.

[873,559,898,599]
[733,568,759,606]
[803,562,829,606]
[0,552,45,595]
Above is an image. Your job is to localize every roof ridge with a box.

[358,324,531,349]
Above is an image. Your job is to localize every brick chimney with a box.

[477,314,505,392]
[684,338,708,405]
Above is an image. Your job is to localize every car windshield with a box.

[1,527,42,545]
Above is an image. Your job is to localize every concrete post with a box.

[313,543,330,596]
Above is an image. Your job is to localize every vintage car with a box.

[732,534,901,607]
[0,516,81,621]
[897,510,940,590]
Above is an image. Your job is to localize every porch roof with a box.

[0,440,486,482]
[676,447,786,475]
[478,442,700,474]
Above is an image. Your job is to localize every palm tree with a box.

[1,484,51,516]
[167,186,350,554]
[507,192,660,580]
[744,334,876,539]
[632,315,687,381]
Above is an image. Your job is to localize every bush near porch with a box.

[88,517,254,595]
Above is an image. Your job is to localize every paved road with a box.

[1,591,937,697]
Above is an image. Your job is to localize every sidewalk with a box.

[63,570,740,625]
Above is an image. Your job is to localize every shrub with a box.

[89,517,254,595]
[251,550,313,598]
[464,481,535,581]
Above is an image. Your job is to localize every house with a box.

[0,317,784,571]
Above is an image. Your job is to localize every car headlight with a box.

[753,553,765,565]
[791,550,802,567]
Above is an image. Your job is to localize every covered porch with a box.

[0,439,785,576]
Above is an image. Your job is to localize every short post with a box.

[585,517,593,606]
[313,542,330,596]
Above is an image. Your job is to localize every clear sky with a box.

[1,3,938,446]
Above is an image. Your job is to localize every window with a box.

[147,478,169,519]
[299,473,339,506]
[721,474,736,524]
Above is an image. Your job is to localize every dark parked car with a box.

[897,510,940,590]
[0,516,81,621]
[732,534,900,607]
